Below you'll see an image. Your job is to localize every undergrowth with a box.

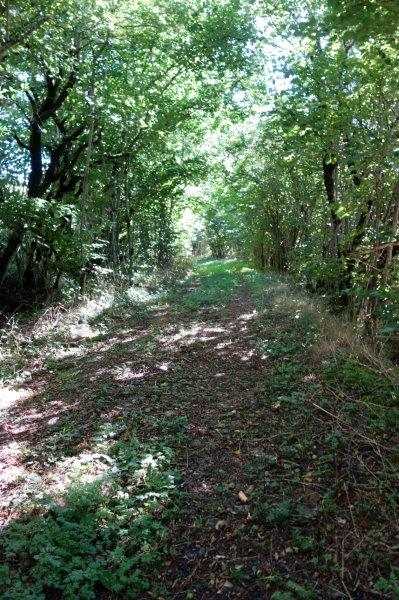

[0,430,179,600]
[0,259,398,599]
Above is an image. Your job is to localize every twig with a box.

[341,536,354,600]
[344,482,359,538]
[308,400,392,451]
[324,383,393,411]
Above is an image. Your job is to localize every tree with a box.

[0,0,256,295]
[208,0,398,329]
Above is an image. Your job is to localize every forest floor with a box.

[0,260,398,599]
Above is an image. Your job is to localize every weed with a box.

[325,431,345,450]
[244,454,278,478]
[285,580,316,599]
[277,392,304,408]
[0,436,178,600]
[320,491,338,515]
[1,258,397,599]
[256,500,294,526]
[374,568,399,596]
[324,358,398,406]
[229,565,247,584]
[271,363,304,394]
[258,338,301,358]
[291,529,315,552]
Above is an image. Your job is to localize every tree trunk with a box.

[0,226,24,285]
[383,177,399,281]
[28,121,43,197]
[322,156,341,257]
[22,240,37,290]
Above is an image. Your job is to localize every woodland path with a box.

[0,260,397,599]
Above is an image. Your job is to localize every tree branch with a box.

[13,132,29,150]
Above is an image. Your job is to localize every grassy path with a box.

[0,260,397,599]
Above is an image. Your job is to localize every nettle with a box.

[0,436,176,599]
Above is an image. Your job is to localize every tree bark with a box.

[27,121,43,197]
[383,177,399,281]
[322,156,341,257]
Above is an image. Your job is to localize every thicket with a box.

[1,0,398,338]
[0,0,255,304]
[199,0,399,338]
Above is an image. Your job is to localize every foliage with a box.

[374,568,399,596]
[0,0,256,295]
[0,258,397,598]
[0,1,399,593]
[2,0,397,339]
[0,435,177,599]
[197,0,399,337]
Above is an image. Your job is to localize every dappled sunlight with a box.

[160,322,227,348]
[0,270,265,512]
[134,453,167,483]
[0,371,175,501]
[8,449,118,501]
[86,332,148,355]
[126,285,160,304]
[69,322,104,339]
[52,345,86,360]
[158,361,171,372]
[112,360,172,382]
[0,264,271,515]
[0,417,175,553]
[240,349,256,362]
[88,365,116,380]
[47,415,60,425]
[3,399,80,438]
[215,339,234,350]
[76,291,115,322]
[25,289,115,342]
[0,385,33,410]
[0,440,27,486]
[237,309,258,322]
[0,259,396,598]
[149,303,170,317]
[188,480,215,494]
[113,366,148,381]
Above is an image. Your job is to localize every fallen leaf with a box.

[238,490,248,503]
[222,581,233,589]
